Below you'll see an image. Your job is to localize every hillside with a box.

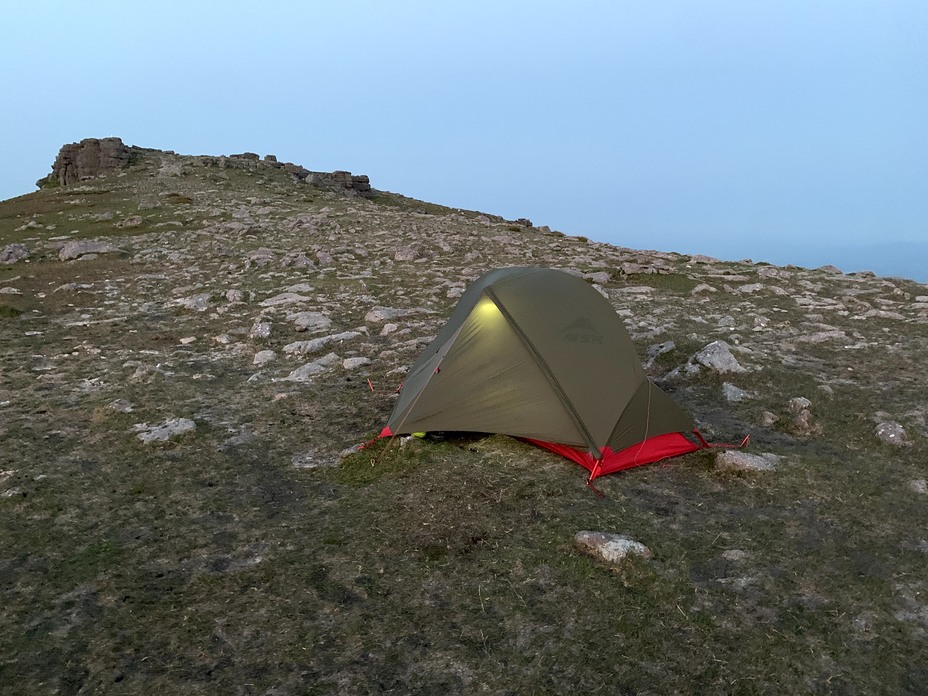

[1,138,927,694]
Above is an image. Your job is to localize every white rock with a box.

[59,239,122,261]
[365,306,418,323]
[283,353,340,382]
[249,320,271,339]
[259,292,311,307]
[287,311,331,333]
[788,397,812,414]
[694,340,748,373]
[575,531,653,565]
[0,287,22,295]
[910,479,927,495]
[691,283,718,295]
[284,331,361,355]
[343,357,371,370]
[107,399,134,413]
[722,382,751,402]
[135,418,196,443]
[179,336,196,345]
[875,421,910,447]
[737,283,765,294]
[253,350,277,366]
[173,293,211,312]
[716,450,779,471]
[1,243,29,264]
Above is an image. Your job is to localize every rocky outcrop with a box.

[39,137,130,187]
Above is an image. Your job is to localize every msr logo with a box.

[561,316,603,344]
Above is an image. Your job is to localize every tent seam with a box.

[485,287,601,457]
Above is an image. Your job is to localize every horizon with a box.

[3,2,926,283]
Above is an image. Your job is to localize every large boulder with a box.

[39,137,130,187]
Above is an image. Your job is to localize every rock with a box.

[1,243,29,265]
[690,283,717,295]
[788,397,812,414]
[574,531,653,565]
[722,383,751,402]
[646,341,675,363]
[585,271,611,285]
[107,399,134,413]
[135,417,196,444]
[716,451,779,471]
[288,311,331,333]
[343,357,371,370]
[259,292,311,308]
[394,247,418,262]
[41,137,130,187]
[0,287,22,295]
[173,293,211,312]
[283,353,339,382]
[791,409,817,436]
[226,289,245,303]
[722,549,749,561]
[59,239,123,261]
[759,411,780,426]
[862,309,905,321]
[674,340,747,376]
[283,331,362,355]
[910,479,927,495]
[253,350,276,366]
[116,215,144,228]
[365,306,417,323]
[875,421,910,447]
[737,283,765,294]
[249,319,271,339]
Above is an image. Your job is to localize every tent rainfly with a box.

[378,267,739,482]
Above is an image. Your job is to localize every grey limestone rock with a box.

[288,311,331,333]
[1,243,29,264]
[575,531,653,565]
[716,451,780,471]
[59,239,123,261]
[283,353,340,382]
[875,421,910,447]
[722,382,751,402]
[695,341,748,373]
[134,418,197,444]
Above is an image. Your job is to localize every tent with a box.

[379,266,729,482]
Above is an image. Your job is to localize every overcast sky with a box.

[3,1,926,280]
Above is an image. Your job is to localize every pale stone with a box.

[716,450,779,471]
[253,350,276,366]
[135,418,196,443]
[575,531,652,565]
[876,421,910,447]
[343,357,371,370]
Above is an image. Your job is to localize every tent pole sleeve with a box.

[486,288,601,458]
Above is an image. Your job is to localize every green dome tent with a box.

[378,267,736,482]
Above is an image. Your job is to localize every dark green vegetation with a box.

[1,146,927,694]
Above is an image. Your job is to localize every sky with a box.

[2,1,926,281]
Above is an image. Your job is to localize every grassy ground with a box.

[2,148,927,694]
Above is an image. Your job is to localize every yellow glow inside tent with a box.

[475,296,504,323]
